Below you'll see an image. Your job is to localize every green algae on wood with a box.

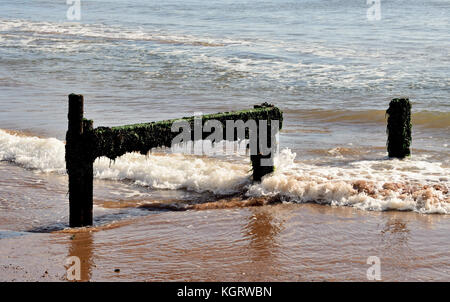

[386,98,412,159]
[90,104,283,161]
[66,95,283,227]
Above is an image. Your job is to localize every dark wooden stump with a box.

[66,94,93,227]
[251,153,274,182]
[386,98,412,159]
[251,105,276,182]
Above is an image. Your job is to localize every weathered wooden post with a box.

[250,103,276,182]
[66,94,94,227]
[386,98,412,159]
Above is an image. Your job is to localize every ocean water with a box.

[0,0,449,281]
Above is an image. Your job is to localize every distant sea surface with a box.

[0,0,449,281]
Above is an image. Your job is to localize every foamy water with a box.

[250,149,449,214]
[1,129,448,214]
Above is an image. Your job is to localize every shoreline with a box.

[1,203,449,282]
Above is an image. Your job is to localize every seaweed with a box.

[89,104,283,162]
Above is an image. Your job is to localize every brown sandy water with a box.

[1,203,449,281]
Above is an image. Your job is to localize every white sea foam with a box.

[0,129,448,214]
[0,18,246,48]
[94,153,249,195]
[0,129,249,194]
[247,149,450,214]
[0,130,66,173]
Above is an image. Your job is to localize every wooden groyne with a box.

[65,93,412,227]
[66,94,283,227]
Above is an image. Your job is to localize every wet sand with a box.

[1,203,449,282]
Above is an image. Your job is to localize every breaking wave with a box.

[248,149,449,214]
[1,129,448,214]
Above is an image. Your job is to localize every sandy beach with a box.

[1,203,449,282]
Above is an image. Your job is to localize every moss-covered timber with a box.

[67,96,282,227]
[87,103,283,161]
[386,98,412,159]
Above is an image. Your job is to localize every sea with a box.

[0,0,449,281]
